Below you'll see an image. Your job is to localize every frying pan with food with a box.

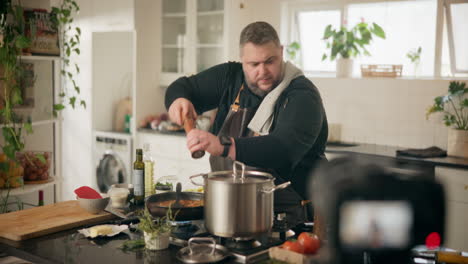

[146,183,204,221]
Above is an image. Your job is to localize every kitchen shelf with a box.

[19,55,61,62]
[0,178,56,196]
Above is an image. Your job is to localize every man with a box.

[165,21,328,226]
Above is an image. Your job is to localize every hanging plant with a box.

[51,0,85,114]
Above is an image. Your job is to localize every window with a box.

[347,1,437,76]
[285,0,468,77]
[297,9,341,73]
[445,0,468,73]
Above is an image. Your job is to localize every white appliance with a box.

[93,131,132,193]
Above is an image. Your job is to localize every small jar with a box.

[108,187,130,208]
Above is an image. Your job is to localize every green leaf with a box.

[80,100,86,108]
[75,64,80,73]
[54,104,65,111]
[462,99,468,107]
[69,97,76,108]
[75,86,80,93]
[66,47,71,57]
[11,89,22,105]
[35,153,46,164]
[76,27,81,36]
[3,145,15,161]
[15,36,31,49]
[321,54,327,61]
[67,72,72,78]
[323,25,333,39]
[74,48,80,55]
[24,122,33,134]
[371,23,386,39]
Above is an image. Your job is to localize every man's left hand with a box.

[186,129,223,156]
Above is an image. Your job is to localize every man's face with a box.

[241,41,283,93]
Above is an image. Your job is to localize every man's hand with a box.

[186,129,224,157]
[168,98,198,126]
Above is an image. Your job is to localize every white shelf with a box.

[0,179,56,197]
[20,55,61,62]
[197,10,223,16]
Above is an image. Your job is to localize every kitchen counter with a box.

[0,223,274,264]
[0,225,202,264]
[325,143,468,169]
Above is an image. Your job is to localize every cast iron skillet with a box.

[146,182,204,221]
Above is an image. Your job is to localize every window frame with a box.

[445,0,468,74]
[283,0,448,77]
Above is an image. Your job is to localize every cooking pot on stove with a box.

[190,161,290,238]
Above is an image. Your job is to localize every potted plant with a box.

[322,19,386,77]
[137,207,173,250]
[427,81,468,158]
[406,46,422,77]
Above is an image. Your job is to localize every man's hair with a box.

[239,21,280,49]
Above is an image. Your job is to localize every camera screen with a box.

[339,201,413,249]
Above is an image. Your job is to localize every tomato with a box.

[298,232,320,254]
[282,240,304,253]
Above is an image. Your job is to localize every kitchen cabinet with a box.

[159,0,227,86]
[136,131,210,190]
[435,166,468,251]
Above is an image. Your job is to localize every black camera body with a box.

[311,156,445,264]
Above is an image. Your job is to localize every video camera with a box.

[311,156,445,264]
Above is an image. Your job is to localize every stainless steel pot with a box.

[190,161,290,239]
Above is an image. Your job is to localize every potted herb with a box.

[406,46,422,77]
[322,19,386,77]
[427,81,468,158]
[137,207,173,250]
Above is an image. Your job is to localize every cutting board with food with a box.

[0,200,115,241]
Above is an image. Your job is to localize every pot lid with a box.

[176,237,229,264]
[208,161,273,184]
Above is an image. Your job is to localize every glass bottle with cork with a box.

[143,143,155,197]
[133,148,145,205]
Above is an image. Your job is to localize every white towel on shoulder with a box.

[248,61,304,135]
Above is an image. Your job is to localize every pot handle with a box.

[189,173,207,186]
[262,181,291,194]
[233,161,246,179]
[188,237,216,255]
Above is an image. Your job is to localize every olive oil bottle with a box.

[133,148,145,205]
[143,143,155,197]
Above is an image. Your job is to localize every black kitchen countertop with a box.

[0,225,209,264]
[325,142,468,170]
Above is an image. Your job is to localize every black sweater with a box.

[165,62,328,199]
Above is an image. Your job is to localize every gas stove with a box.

[169,220,285,263]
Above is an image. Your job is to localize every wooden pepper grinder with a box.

[183,115,205,159]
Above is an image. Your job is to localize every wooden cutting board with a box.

[0,200,116,241]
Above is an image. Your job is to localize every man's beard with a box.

[245,78,270,97]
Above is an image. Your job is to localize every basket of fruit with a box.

[0,154,24,189]
[16,151,52,183]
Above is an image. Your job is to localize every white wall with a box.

[61,0,135,201]
[314,77,454,148]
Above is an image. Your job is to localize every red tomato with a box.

[298,232,320,254]
[282,240,304,253]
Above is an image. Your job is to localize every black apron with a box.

[209,84,309,228]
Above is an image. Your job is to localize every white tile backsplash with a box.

[312,77,461,149]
